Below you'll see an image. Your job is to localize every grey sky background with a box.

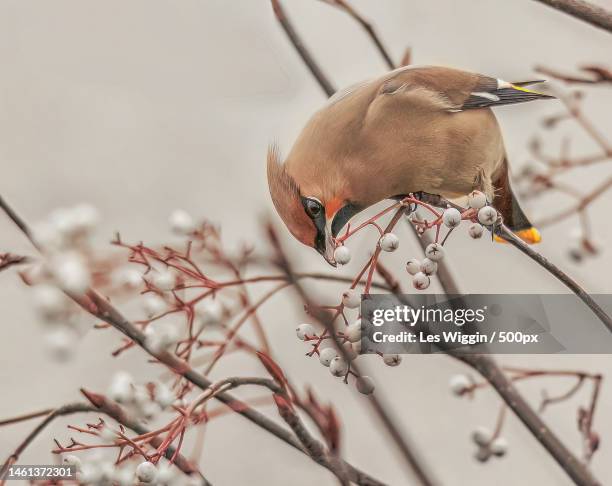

[1,1,611,485]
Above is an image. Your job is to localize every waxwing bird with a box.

[267,65,553,266]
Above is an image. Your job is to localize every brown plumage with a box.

[267,65,553,265]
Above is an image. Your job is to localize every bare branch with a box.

[494,224,612,332]
[318,0,396,69]
[532,0,612,33]
[271,0,336,96]
[458,355,601,486]
[0,193,386,486]
[536,65,612,84]
[268,224,437,486]
[0,408,54,427]
[414,192,612,333]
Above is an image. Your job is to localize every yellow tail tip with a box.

[494,227,542,244]
[511,84,545,96]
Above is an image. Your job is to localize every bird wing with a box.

[379,66,554,112]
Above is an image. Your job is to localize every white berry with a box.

[475,446,492,463]
[449,374,471,396]
[379,233,400,252]
[44,328,77,362]
[342,289,361,309]
[71,203,100,233]
[136,461,157,483]
[420,258,437,276]
[412,272,430,290]
[333,246,351,265]
[472,426,492,447]
[383,354,402,366]
[296,323,315,341]
[33,285,66,321]
[50,252,91,294]
[100,425,117,443]
[442,208,462,228]
[143,294,166,317]
[345,320,363,343]
[153,269,176,291]
[478,206,497,226]
[355,376,375,395]
[406,258,421,275]
[63,454,82,471]
[78,463,103,484]
[154,382,176,409]
[318,347,337,367]
[424,243,445,261]
[155,464,178,485]
[468,223,484,239]
[342,341,358,361]
[113,467,135,486]
[468,190,487,209]
[114,267,143,289]
[144,323,179,354]
[329,356,349,377]
[201,299,224,324]
[490,437,508,456]
[108,371,134,403]
[169,209,195,235]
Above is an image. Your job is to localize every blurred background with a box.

[1,1,611,484]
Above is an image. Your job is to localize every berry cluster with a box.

[295,191,497,394]
[331,191,494,291]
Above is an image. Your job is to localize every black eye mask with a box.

[301,197,326,249]
[331,203,362,237]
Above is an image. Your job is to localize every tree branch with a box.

[0,403,94,483]
[414,192,612,333]
[271,0,336,96]
[318,0,396,69]
[0,194,386,486]
[531,0,612,33]
[457,355,601,486]
[494,224,612,332]
[268,224,437,486]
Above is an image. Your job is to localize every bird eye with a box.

[304,198,323,219]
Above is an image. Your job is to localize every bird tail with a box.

[492,156,541,244]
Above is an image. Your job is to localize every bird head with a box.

[267,146,361,267]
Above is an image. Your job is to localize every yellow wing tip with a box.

[511,84,551,98]
[494,227,542,244]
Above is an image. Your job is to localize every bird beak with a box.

[316,219,337,267]
[323,224,337,267]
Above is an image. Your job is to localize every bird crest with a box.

[266,144,316,246]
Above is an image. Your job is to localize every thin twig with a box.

[79,390,207,482]
[494,223,612,332]
[0,254,30,274]
[536,65,612,85]
[271,0,336,96]
[0,408,54,427]
[0,399,209,485]
[413,191,612,332]
[319,0,395,69]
